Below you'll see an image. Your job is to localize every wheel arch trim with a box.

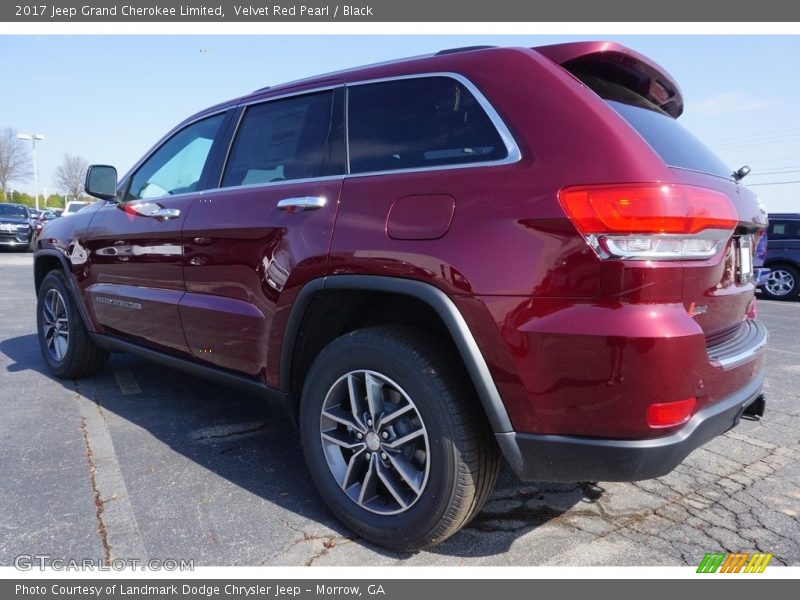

[280,275,514,433]
[33,249,98,333]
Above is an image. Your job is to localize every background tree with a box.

[45,194,65,209]
[0,127,32,200]
[54,154,89,202]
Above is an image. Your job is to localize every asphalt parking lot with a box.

[1,251,798,567]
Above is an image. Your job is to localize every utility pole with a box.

[17,133,45,212]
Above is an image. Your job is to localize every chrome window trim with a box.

[201,174,346,196]
[343,72,522,177]
[130,72,523,199]
[212,72,521,191]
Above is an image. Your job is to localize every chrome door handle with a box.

[277,196,327,211]
[151,208,181,221]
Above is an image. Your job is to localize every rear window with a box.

[581,75,732,179]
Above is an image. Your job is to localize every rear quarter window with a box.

[347,76,508,174]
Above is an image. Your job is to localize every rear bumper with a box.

[496,371,765,482]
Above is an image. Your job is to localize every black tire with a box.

[36,270,109,378]
[762,264,800,300]
[299,325,500,551]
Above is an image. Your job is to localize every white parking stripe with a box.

[113,366,142,395]
[74,378,148,562]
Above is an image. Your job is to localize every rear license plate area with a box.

[736,235,753,284]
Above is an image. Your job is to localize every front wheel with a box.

[37,270,109,378]
[299,325,500,551]
[762,265,799,300]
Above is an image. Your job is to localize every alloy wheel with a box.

[765,269,795,297]
[42,289,70,362]
[319,370,430,515]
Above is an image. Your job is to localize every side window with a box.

[347,76,508,174]
[125,113,225,201]
[221,91,341,188]
[768,220,800,240]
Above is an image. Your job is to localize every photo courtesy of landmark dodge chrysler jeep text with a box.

[33,42,768,551]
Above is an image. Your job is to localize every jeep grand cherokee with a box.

[34,42,767,550]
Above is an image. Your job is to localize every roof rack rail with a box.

[435,45,496,56]
[252,85,271,93]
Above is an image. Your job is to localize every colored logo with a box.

[697,552,773,573]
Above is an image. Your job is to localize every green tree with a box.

[4,190,35,207]
[45,194,64,209]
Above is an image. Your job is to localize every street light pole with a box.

[17,133,45,212]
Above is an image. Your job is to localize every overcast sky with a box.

[1,35,798,212]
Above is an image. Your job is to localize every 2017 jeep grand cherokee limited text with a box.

[33,42,768,551]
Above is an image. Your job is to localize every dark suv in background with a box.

[760,213,800,300]
[0,202,34,250]
[32,42,767,550]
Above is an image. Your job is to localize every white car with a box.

[62,201,92,216]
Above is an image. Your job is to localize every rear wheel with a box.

[37,270,109,378]
[762,265,799,300]
[299,325,499,551]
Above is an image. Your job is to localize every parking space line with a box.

[74,379,148,562]
[767,347,800,358]
[113,366,142,395]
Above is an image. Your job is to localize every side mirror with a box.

[85,165,119,202]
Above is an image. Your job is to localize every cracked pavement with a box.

[0,252,798,567]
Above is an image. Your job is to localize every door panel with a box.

[178,88,346,380]
[180,179,343,378]
[84,197,197,354]
[83,111,229,354]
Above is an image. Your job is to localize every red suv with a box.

[33,42,768,551]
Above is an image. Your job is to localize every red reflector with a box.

[746,299,757,320]
[647,397,696,428]
[558,184,737,235]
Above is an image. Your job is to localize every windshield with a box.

[0,204,29,219]
[67,203,89,213]
[580,75,732,179]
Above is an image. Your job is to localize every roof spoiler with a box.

[534,41,684,118]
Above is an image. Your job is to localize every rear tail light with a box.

[558,184,738,260]
[647,397,696,428]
